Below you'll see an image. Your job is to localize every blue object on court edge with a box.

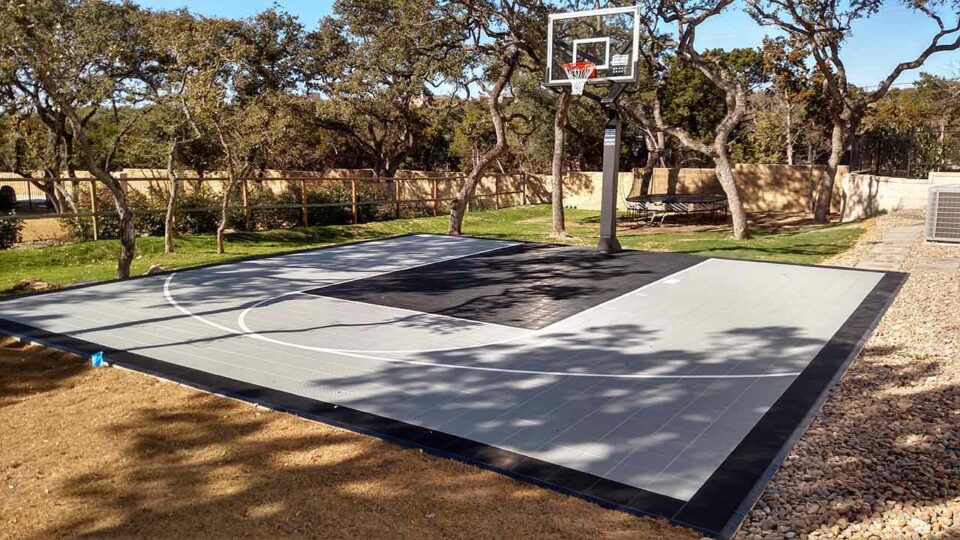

[90,351,105,368]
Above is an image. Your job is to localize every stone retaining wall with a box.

[840,171,960,222]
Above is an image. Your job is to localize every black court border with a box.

[0,234,907,538]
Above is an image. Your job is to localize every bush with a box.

[233,183,355,230]
[60,188,162,241]
[0,215,24,249]
[56,177,450,242]
[176,186,221,235]
[229,185,299,231]
[59,183,228,241]
[306,185,353,226]
[0,186,16,212]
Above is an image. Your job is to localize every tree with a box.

[447,52,522,234]
[862,73,960,175]
[304,0,466,178]
[0,46,83,216]
[2,0,155,278]
[140,9,202,253]
[747,0,960,222]
[174,10,305,254]
[550,89,572,237]
[445,0,546,235]
[760,37,816,165]
[631,0,761,240]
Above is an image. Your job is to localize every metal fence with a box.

[849,127,960,179]
[0,174,537,240]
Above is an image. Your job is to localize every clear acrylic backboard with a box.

[545,6,641,89]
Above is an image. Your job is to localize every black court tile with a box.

[309,243,704,329]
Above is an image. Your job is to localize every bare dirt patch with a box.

[617,211,836,235]
[0,337,694,539]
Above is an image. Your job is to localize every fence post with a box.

[241,177,251,231]
[301,179,309,227]
[90,180,99,241]
[26,180,33,213]
[394,178,401,219]
[351,179,358,224]
[432,178,439,216]
[494,176,501,209]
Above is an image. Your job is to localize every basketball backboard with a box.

[545,6,641,89]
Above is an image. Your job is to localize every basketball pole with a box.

[597,84,626,254]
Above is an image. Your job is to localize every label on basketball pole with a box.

[603,129,617,146]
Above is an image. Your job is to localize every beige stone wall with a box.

[840,171,960,222]
[536,165,845,213]
[642,164,846,213]
[531,172,635,211]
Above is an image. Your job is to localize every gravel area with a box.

[737,212,960,540]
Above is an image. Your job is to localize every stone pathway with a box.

[854,225,923,271]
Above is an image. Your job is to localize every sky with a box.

[137,0,960,87]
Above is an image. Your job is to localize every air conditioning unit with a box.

[926,184,960,243]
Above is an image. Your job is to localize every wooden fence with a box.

[0,174,538,241]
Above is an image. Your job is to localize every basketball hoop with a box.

[561,61,596,96]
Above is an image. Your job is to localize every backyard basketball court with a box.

[0,234,904,538]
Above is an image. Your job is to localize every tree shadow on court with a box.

[16,370,696,540]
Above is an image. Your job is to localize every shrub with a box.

[176,186,221,235]
[60,188,160,241]
[0,186,16,212]
[0,215,24,249]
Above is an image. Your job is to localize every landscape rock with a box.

[9,278,60,292]
[736,211,960,540]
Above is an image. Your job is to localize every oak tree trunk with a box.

[785,102,794,166]
[117,195,136,277]
[216,178,238,255]
[639,132,661,197]
[713,153,749,240]
[816,123,845,223]
[551,89,572,238]
[48,82,136,278]
[164,141,180,253]
[448,53,519,235]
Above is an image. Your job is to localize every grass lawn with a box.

[0,204,865,293]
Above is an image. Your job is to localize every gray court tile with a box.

[644,472,705,501]
[525,444,617,477]
[606,460,667,489]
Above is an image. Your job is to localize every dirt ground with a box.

[616,211,829,235]
[0,337,695,540]
[18,218,69,243]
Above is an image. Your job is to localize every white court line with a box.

[164,244,804,380]
[236,293,532,354]
[234,258,717,354]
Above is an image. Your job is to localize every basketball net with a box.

[561,61,596,96]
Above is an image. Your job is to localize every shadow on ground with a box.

[0,337,695,540]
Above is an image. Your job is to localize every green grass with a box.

[0,205,864,294]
